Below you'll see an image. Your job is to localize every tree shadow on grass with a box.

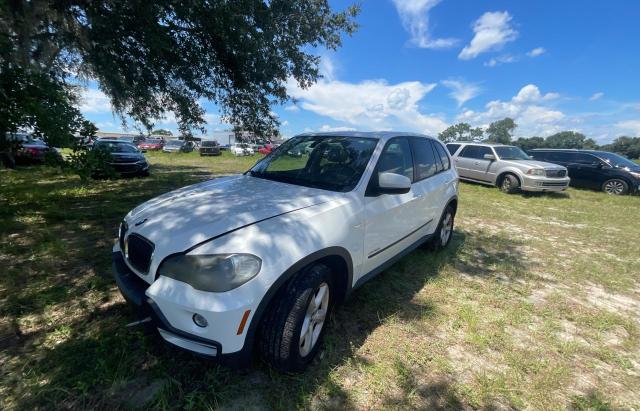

[5,229,536,410]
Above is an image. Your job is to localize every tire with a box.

[427,205,456,251]
[602,179,629,195]
[499,174,520,194]
[258,263,334,372]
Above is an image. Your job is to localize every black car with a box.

[528,149,640,195]
[93,139,150,176]
[199,140,221,156]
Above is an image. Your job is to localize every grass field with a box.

[1,151,639,410]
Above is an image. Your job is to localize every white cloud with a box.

[526,47,546,57]
[441,80,481,107]
[319,55,337,81]
[484,54,516,67]
[457,84,564,136]
[284,105,300,112]
[318,124,357,132]
[616,120,640,135]
[287,77,447,135]
[79,88,112,113]
[589,92,604,101]
[391,0,459,49]
[459,11,518,60]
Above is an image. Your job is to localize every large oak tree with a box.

[0,0,358,165]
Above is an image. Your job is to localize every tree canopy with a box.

[1,0,359,150]
[438,122,483,143]
[485,118,516,144]
[601,136,640,159]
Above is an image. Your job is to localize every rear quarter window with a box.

[446,143,461,155]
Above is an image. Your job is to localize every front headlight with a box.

[526,168,545,176]
[157,253,261,292]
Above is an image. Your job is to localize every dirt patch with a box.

[584,283,640,320]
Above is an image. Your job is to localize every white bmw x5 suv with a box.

[113,132,459,371]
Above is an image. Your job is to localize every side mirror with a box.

[377,172,411,195]
[483,153,496,161]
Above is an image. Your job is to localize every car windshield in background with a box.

[201,141,217,147]
[95,142,139,153]
[146,139,162,144]
[248,135,378,192]
[494,146,530,160]
[166,140,182,146]
[595,152,638,168]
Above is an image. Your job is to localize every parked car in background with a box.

[163,139,194,153]
[199,140,221,156]
[258,144,274,155]
[447,143,570,194]
[138,139,164,151]
[112,132,458,371]
[230,143,254,156]
[528,149,640,195]
[11,134,61,163]
[93,139,149,176]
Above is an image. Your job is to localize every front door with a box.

[455,145,495,182]
[363,137,423,275]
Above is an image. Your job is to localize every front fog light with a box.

[193,313,208,327]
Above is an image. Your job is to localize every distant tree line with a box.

[438,118,640,159]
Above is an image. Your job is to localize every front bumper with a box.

[110,161,149,174]
[520,175,571,192]
[112,252,252,366]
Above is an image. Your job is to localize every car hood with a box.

[125,175,337,255]
[502,159,565,169]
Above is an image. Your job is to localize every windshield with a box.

[202,141,217,147]
[145,139,162,144]
[94,141,139,153]
[248,135,378,192]
[494,146,530,160]
[166,140,182,146]
[595,152,638,168]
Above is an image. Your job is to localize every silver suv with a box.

[446,143,570,193]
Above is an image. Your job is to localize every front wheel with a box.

[602,179,629,195]
[258,263,333,372]
[499,174,520,194]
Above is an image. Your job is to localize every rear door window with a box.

[446,143,461,155]
[410,138,438,180]
[432,142,451,170]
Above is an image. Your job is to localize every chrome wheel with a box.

[299,283,330,357]
[501,178,512,191]
[603,180,625,195]
[440,211,453,246]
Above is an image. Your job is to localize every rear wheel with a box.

[258,263,334,372]
[499,174,520,194]
[602,179,628,195]
[427,205,455,251]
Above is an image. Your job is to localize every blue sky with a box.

[79,0,640,143]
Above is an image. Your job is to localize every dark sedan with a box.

[199,140,221,156]
[93,139,149,176]
[529,149,640,195]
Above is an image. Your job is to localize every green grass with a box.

[1,152,639,410]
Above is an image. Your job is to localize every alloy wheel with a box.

[299,283,330,357]
[440,212,453,246]
[604,180,625,195]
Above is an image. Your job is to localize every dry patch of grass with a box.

[1,155,639,410]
